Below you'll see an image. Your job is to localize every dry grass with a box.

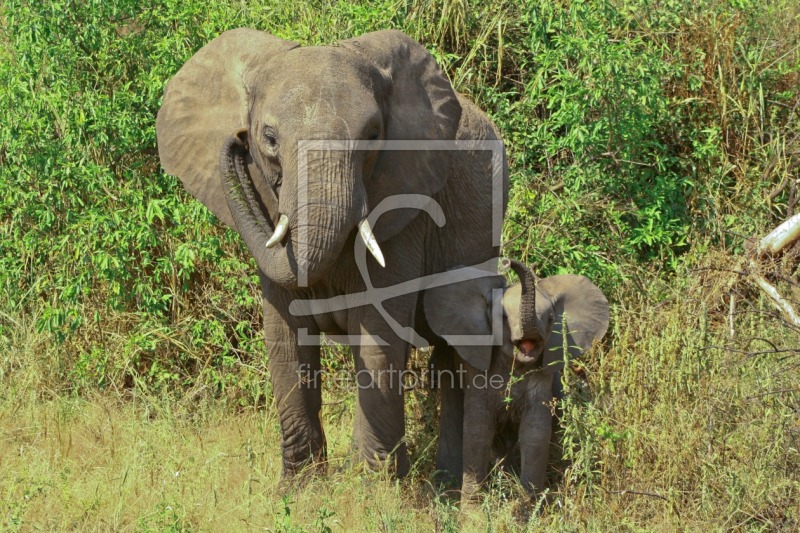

[1,374,432,530]
[3,254,799,531]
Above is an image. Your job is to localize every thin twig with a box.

[746,388,800,400]
[687,266,748,276]
[604,487,669,502]
[728,291,736,339]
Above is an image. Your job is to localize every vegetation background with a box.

[1,0,798,530]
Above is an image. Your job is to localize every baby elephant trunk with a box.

[507,259,540,341]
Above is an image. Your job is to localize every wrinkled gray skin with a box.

[156,29,507,477]
[424,261,608,500]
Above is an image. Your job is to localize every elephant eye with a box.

[368,130,379,141]
[263,126,278,148]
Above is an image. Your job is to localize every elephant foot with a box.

[358,441,410,478]
[282,457,327,479]
[459,480,484,508]
[278,458,327,495]
[281,438,328,479]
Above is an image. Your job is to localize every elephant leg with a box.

[432,342,464,485]
[518,373,555,493]
[461,363,496,502]
[349,295,416,477]
[263,281,326,477]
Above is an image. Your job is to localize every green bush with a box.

[1,0,798,392]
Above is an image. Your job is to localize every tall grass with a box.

[1,0,799,529]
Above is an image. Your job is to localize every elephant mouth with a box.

[265,215,384,268]
[514,338,543,365]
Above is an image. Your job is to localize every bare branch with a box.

[750,270,800,327]
[602,487,669,502]
[757,213,800,255]
[728,291,736,339]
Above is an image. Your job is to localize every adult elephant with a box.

[156,28,508,477]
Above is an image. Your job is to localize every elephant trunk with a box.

[508,260,541,341]
[220,131,297,286]
[290,149,367,285]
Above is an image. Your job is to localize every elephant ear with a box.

[538,275,609,369]
[339,30,462,242]
[423,270,506,371]
[156,28,298,228]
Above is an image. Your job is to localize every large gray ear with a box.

[339,30,461,242]
[538,275,609,369]
[156,29,298,228]
[423,271,505,372]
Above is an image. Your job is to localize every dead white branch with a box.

[749,215,800,326]
[728,291,736,339]
[757,213,800,255]
[750,272,800,327]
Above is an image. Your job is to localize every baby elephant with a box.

[424,260,609,500]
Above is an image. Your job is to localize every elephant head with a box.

[156,29,461,287]
[424,261,609,371]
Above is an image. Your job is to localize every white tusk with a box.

[358,219,386,267]
[266,214,289,248]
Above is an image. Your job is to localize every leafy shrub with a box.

[1,0,798,394]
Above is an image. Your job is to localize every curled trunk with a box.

[220,132,297,286]
[220,132,365,288]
